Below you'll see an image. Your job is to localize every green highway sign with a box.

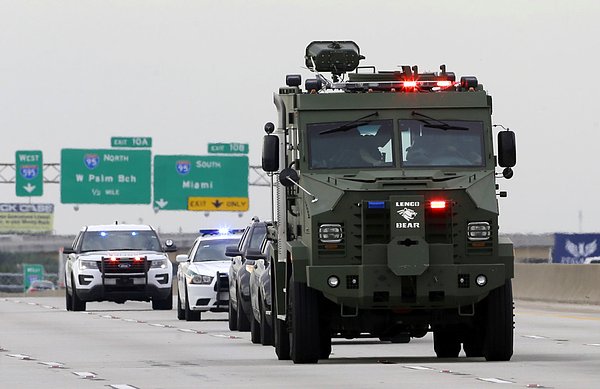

[111,136,152,148]
[61,149,151,204]
[16,150,43,197]
[208,143,249,154]
[153,155,249,210]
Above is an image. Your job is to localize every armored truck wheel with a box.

[236,288,251,332]
[273,288,290,360]
[184,287,201,321]
[177,290,185,320]
[319,321,332,359]
[434,329,460,358]
[483,280,514,361]
[288,276,321,363]
[259,294,273,346]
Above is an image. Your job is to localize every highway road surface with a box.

[1,296,599,389]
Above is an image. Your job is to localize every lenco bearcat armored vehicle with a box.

[261,41,517,364]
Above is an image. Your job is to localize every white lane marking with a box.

[39,361,65,368]
[177,328,206,334]
[41,305,55,309]
[403,365,435,371]
[522,335,547,339]
[7,353,34,360]
[73,371,97,379]
[109,385,140,389]
[585,343,600,347]
[122,318,137,323]
[27,302,38,306]
[0,347,7,351]
[212,334,241,339]
[148,323,165,327]
[101,314,120,319]
[477,378,514,384]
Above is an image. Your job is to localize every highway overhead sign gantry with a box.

[15,150,43,196]
[61,149,151,204]
[153,155,249,211]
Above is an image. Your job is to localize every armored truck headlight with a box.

[79,259,98,270]
[327,276,340,288]
[467,222,491,241]
[191,274,214,285]
[319,224,343,243]
[476,274,487,287]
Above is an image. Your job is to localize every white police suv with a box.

[176,228,243,321]
[64,224,175,311]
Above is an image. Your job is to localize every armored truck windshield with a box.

[307,118,484,169]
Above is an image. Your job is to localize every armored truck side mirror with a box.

[279,167,299,187]
[245,248,266,261]
[497,130,516,168]
[262,122,279,172]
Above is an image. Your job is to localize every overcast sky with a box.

[1,1,598,235]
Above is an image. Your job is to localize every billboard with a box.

[0,203,54,234]
[552,233,600,264]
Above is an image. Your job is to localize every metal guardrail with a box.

[0,272,58,293]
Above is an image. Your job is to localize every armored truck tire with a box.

[228,295,238,330]
[251,311,261,344]
[288,276,321,363]
[259,294,273,346]
[236,288,251,332]
[482,280,514,361]
[433,328,461,358]
[272,288,290,360]
[319,321,332,359]
[177,290,185,320]
[184,286,201,320]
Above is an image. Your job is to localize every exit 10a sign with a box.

[16,150,43,197]
[111,137,152,148]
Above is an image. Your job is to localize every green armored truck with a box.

[261,41,517,364]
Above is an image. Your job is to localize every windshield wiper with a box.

[319,112,379,135]
[411,111,469,131]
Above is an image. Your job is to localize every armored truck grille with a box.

[99,257,149,273]
[359,200,453,244]
[363,206,391,244]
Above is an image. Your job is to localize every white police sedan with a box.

[176,229,243,321]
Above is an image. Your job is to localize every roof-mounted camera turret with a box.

[305,41,365,82]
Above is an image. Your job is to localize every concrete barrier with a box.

[514,263,600,305]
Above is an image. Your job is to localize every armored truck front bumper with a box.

[307,262,507,309]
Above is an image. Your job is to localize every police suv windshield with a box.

[193,238,240,262]
[80,230,162,252]
[307,119,484,169]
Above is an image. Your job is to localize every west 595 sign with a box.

[153,155,248,211]
[61,149,151,204]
